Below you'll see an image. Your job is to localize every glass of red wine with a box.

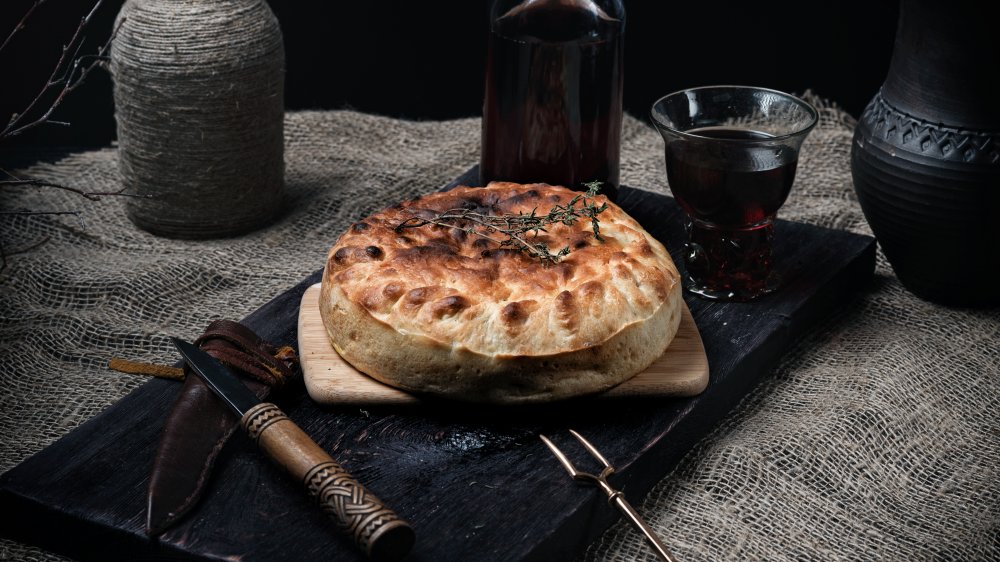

[651,86,818,301]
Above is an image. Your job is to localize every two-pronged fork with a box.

[539,430,678,562]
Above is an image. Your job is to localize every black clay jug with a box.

[850,0,999,307]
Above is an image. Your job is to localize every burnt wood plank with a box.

[0,171,876,561]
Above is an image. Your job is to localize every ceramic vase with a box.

[850,0,999,307]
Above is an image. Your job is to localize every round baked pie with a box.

[319,182,682,403]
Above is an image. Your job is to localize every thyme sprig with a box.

[395,181,608,265]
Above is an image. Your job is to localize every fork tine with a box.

[539,434,579,478]
[569,429,612,468]
[543,431,678,561]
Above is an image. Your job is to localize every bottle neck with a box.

[491,0,624,43]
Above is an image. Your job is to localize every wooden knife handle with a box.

[241,402,415,561]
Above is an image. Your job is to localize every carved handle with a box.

[242,403,415,561]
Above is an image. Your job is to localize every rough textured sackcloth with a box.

[1,98,997,561]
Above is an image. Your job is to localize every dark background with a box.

[1,0,900,155]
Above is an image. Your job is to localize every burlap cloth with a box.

[1,97,997,561]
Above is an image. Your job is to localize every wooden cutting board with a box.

[0,170,877,562]
[299,284,709,405]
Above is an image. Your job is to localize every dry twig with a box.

[1,0,113,139]
[0,171,138,201]
[0,0,130,274]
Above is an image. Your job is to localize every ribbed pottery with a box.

[850,0,999,307]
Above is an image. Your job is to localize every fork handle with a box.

[610,493,678,562]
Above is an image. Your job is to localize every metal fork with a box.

[539,430,678,562]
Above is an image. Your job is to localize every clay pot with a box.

[850,0,999,307]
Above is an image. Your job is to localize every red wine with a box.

[665,127,800,300]
[665,127,798,226]
[480,0,624,200]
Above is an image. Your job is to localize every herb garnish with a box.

[395,181,608,265]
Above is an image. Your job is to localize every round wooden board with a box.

[298,284,708,405]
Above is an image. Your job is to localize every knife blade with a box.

[172,338,415,562]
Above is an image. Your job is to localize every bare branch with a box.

[0,235,51,275]
[1,0,112,139]
[0,0,47,54]
[1,210,81,217]
[0,0,133,269]
[0,178,147,200]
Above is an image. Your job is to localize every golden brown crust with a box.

[319,182,682,403]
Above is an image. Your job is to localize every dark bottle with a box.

[480,0,625,201]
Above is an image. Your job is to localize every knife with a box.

[172,337,415,562]
[147,320,293,536]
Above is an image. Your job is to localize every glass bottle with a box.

[480,0,625,201]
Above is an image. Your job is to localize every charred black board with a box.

[0,168,876,561]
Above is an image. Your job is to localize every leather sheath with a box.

[146,320,298,536]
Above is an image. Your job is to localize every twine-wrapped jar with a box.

[111,0,285,239]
